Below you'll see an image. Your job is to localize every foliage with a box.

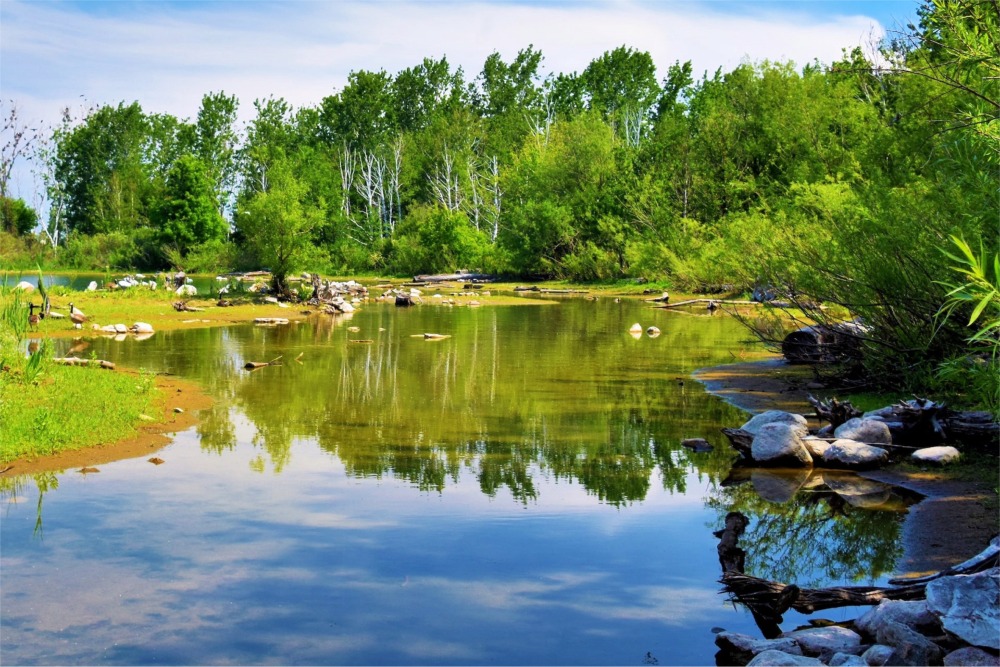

[389,204,488,275]
[1,196,38,235]
[152,154,228,258]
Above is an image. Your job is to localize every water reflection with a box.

[0,300,930,665]
[708,468,920,586]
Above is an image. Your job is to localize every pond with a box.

[0,298,915,665]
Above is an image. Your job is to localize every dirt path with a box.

[693,357,998,578]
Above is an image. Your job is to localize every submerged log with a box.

[53,357,115,370]
[244,356,283,370]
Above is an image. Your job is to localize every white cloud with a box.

[0,0,890,200]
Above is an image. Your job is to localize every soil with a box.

[693,357,999,579]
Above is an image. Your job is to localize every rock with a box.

[912,446,961,466]
[715,631,804,659]
[820,439,889,469]
[742,410,809,437]
[834,418,892,445]
[926,568,1000,650]
[863,406,895,420]
[829,653,867,666]
[339,302,355,313]
[876,619,944,666]
[131,322,154,334]
[803,436,832,458]
[114,323,128,333]
[14,280,34,292]
[854,599,940,638]
[747,650,823,666]
[175,284,197,296]
[751,423,813,467]
[751,469,810,503]
[86,280,98,291]
[680,438,713,452]
[783,626,862,656]
[629,322,643,334]
[646,326,661,337]
[173,407,184,414]
[943,647,1000,666]
[861,644,895,666]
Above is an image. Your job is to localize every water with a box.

[0,299,913,665]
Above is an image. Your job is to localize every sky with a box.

[1,0,921,203]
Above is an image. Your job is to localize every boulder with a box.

[14,280,34,292]
[114,323,128,333]
[751,469,810,503]
[86,280,98,291]
[803,436,832,458]
[911,446,961,466]
[751,423,814,467]
[828,653,867,666]
[820,439,889,469]
[747,650,823,666]
[943,647,1000,666]
[131,322,154,334]
[834,418,892,445]
[715,631,803,661]
[176,284,197,296]
[860,644,895,666]
[926,568,1000,650]
[854,599,940,638]
[782,626,862,656]
[876,619,944,666]
[742,410,809,437]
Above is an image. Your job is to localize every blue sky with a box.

[1,0,920,202]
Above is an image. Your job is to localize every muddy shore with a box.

[693,357,998,578]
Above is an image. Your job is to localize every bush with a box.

[389,205,488,276]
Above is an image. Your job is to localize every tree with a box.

[1,100,39,233]
[195,91,240,217]
[234,157,321,293]
[0,196,38,235]
[580,46,660,145]
[153,154,228,257]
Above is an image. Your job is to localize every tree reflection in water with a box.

[708,468,921,586]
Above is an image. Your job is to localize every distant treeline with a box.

[2,1,997,408]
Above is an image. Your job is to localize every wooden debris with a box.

[244,356,283,370]
[173,301,204,312]
[656,298,757,309]
[807,394,862,429]
[53,357,115,370]
[422,333,450,340]
[348,339,374,344]
[148,457,165,465]
[253,317,289,325]
[514,285,540,292]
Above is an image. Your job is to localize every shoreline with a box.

[693,357,998,578]
[0,372,213,477]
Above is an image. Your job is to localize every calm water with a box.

[1,298,911,665]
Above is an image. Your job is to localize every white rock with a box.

[751,423,813,467]
[114,323,128,333]
[742,410,809,437]
[646,326,660,337]
[782,626,862,656]
[911,446,961,466]
[855,599,939,637]
[14,280,34,292]
[131,322,154,334]
[803,436,832,458]
[834,418,892,445]
[629,322,643,334]
[820,439,889,469]
[175,284,197,296]
[86,280,98,291]
[926,568,1000,650]
[747,650,823,666]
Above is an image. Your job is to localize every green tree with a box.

[234,157,322,293]
[153,154,228,257]
[0,196,37,235]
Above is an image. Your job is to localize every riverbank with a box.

[694,357,999,579]
[0,373,212,476]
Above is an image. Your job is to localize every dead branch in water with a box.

[53,357,115,370]
[244,356,283,370]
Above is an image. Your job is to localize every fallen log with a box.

[888,538,1000,585]
[244,356,283,370]
[514,285,540,292]
[173,301,205,312]
[253,317,289,325]
[656,298,757,309]
[414,272,495,283]
[53,357,115,370]
[721,572,926,614]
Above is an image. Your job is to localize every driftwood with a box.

[888,539,1000,585]
[514,285,540,292]
[807,394,862,429]
[414,272,495,283]
[172,301,204,312]
[244,356,282,370]
[781,321,866,364]
[53,357,115,370]
[655,298,756,309]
